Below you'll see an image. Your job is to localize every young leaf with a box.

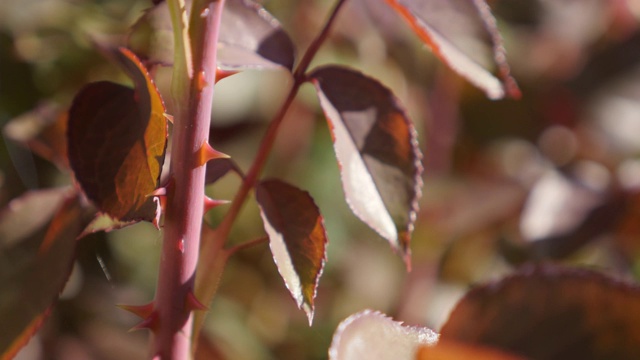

[255,179,327,324]
[0,191,93,360]
[308,66,422,266]
[441,264,640,359]
[128,0,295,71]
[386,0,520,99]
[328,310,438,360]
[67,48,167,223]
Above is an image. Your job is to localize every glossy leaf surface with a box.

[328,310,438,360]
[0,191,92,359]
[128,0,295,70]
[386,0,519,99]
[309,66,422,265]
[255,179,327,324]
[441,264,640,360]
[67,48,167,223]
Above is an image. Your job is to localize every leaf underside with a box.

[309,65,422,266]
[256,179,327,324]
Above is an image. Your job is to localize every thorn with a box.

[185,291,208,312]
[164,113,174,123]
[215,68,239,83]
[118,302,155,319]
[204,196,230,213]
[148,186,167,197]
[130,311,160,332]
[197,142,229,167]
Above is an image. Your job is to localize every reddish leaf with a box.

[386,0,519,99]
[309,66,422,266]
[68,47,167,223]
[0,191,93,359]
[441,264,640,360]
[128,0,295,70]
[416,341,524,360]
[255,179,327,324]
[3,103,69,170]
[205,158,242,185]
[328,310,438,360]
[217,0,295,70]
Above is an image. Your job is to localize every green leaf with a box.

[386,0,520,99]
[309,66,422,266]
[67,47,167,224]
[441,264,640,359]
[255,179,327,324]
[0,190,93,359]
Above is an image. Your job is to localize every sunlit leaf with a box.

[0,191,93,360]
[441,264,640,359]
[386,0,519,99]
[128,0,295,70]
[328,310,438,360]
[309,66,422,266]
[217,0,295,70]
[255,179,327,324]
[68,47,167,224]
[3,103,69,170]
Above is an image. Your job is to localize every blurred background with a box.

[2,0,640,359]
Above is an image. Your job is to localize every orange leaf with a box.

[67,47,167,223]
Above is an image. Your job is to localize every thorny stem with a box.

[193,0,348,344]
[153,0,225,359]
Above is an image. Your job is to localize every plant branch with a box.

[194,0,348,340]
[226,236,269,257]
[152,0,225,359]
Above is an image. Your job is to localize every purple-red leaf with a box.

[205,157,242,185]
[255,179,327,324]
[386,0,519,99]
[67,47,167,224]
[0,190,93,360]
[309,66,422,266]
[441,264,640,359]
[128,0,295,71]
[218,0,295,71]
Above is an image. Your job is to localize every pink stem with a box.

[152,1,225,359]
